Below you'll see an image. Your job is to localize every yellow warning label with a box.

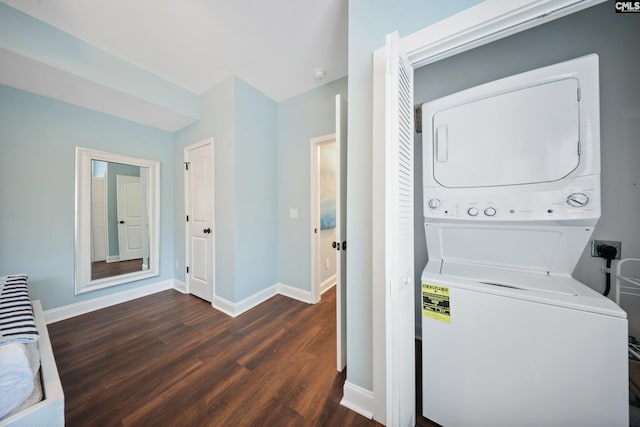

[422,283,451,323]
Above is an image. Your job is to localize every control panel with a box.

[424,184,599,222]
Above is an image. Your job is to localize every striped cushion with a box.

[0,275,39,345]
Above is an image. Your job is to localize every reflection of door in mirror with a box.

[91,160,149,280]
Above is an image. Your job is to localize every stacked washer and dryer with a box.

[420,55,628,426]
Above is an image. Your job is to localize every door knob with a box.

[119,220,125,224]
[203,228,211,234]
[332,241,336,248]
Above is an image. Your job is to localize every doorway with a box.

[311,135,338,299]
[311,94,347,372]
[184,138,215,303]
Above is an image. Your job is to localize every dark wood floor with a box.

[48,287,389,426]
[91,258,143,280]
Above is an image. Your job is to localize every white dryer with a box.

[420,55,628,426]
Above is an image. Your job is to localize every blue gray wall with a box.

[277,77,347,291]
[346,0,482,392]
[0,85,175,310]
[413,2,640,337]
[233,78,278,300]
[173,76,278,302]
[173,77,237,301]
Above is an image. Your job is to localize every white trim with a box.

[404,0,605,68]
[213,285,278,317]
[320,275,336,295]
[44,279,175,324]
[277,282,315,304]
[42,279,315,324]
[212,283,315,318]
[310,133,337,304]
[341,381,374,420]
[173,279,187,294]
[106,255,120,263]
[75,147,160,294]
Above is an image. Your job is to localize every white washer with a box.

[421,55,628,426]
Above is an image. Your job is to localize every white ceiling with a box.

[2,0,348,102]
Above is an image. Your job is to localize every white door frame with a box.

[310,133,336,304]
[371,0,606,424]
[184,138,215,300]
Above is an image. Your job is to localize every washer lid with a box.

[426,263,626,318]
[431,78,580,188]
[440,261,577,295]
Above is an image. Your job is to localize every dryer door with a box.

[432,78,580,188]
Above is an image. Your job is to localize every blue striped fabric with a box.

[0,275,39,345]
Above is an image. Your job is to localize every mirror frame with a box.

[75,147,160,294]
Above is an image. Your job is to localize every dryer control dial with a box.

[427,198,441,209]
[467,207,479,217]
[484,207,497,217]
[566,192,589,208]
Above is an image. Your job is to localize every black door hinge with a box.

[186,266,189,274]
[184,161,190,171]
[186,215,189,222]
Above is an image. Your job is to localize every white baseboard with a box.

[212,282,314,318]
[173,279,187,294]
[44,279,316,323]
[341,381,374,419]
[44,279,176,324]
[213,284,278,317]
[320,275,336,295]
[276,282,314,304]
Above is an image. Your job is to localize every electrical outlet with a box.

[591,240,622,259]
[325,259,330,270]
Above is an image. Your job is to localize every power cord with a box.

[596,244,618,296]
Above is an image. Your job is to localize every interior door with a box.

[384,31,415,427]
[185,140,214,302]
[335,94,347,372]
[116,175,143,261]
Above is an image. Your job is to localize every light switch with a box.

[289,208,298,219]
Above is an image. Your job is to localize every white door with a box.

[335,94,347,372]
[91,176,108,262]
[116,175,143,261]
[384,31,415,427]
[185,139,214,302]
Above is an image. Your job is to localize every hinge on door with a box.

[186,215,189,222]
[186,266,189,274]
[184,161,190,171]
[577,87,581,101]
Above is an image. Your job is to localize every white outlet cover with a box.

[289,208,298,219]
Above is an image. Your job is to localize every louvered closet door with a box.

[384,31,415,427]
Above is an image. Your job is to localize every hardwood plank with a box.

[49,288,390,426]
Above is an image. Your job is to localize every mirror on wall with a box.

[75,147,160,294]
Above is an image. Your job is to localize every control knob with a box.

[427,198,441,209]
[467,207,479,217]
[484,207,497,217]
[566,192,589,208]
